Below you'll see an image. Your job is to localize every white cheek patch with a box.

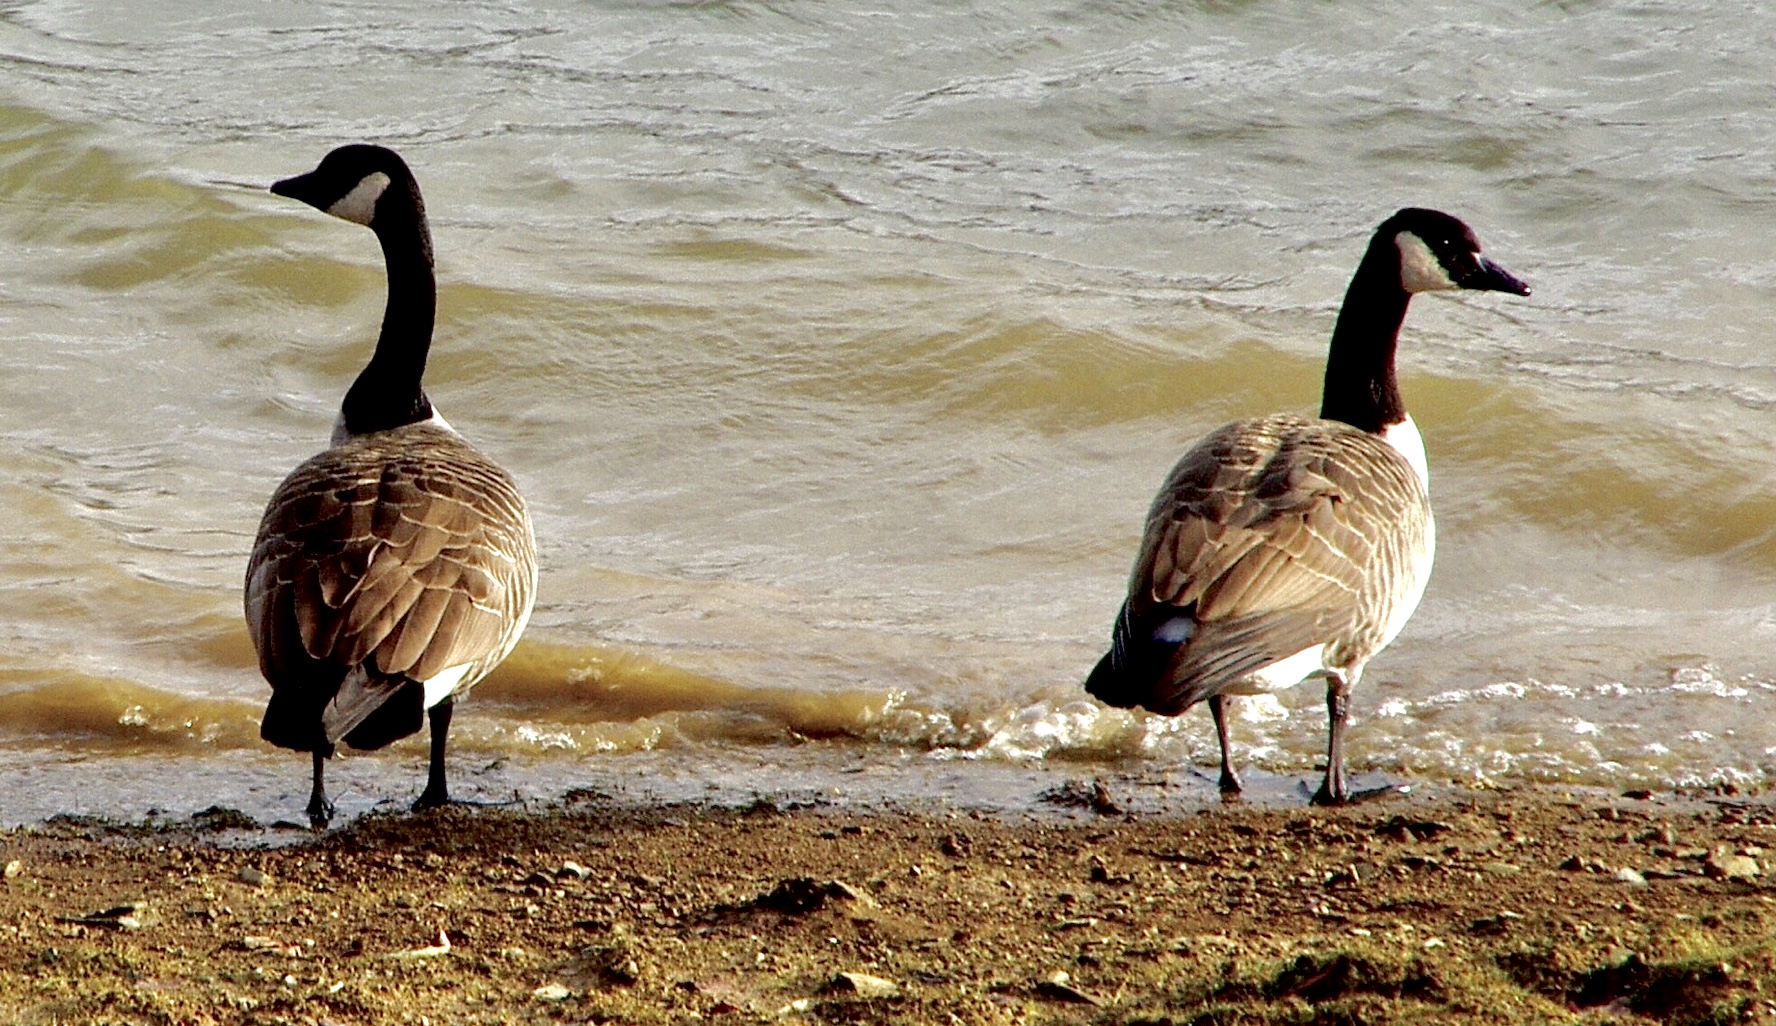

[326,171,391,226]
[1396,232,1456,293]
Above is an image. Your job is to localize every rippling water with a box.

[5,0,1776,824]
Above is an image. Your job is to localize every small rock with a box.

[532,983,573,1002]
[574,943,640,987]
[2,859,21,881]
[386,929,451,960]
[423,853,444,870]
[1089,856,1132,885]
[192,806,258,831]
[60,903,147,931]
[558,860,589,880]
[1614,867,1648,887]
[1376,816,1453,843]
[753,877,877,914]
[825,879,879,908]
[1705,847,1761,881]
[1034,970,1099,1006]
[828,971,900,999]
[237,866,269,888]
[239,935,282,952]
[1039,778,1124,815]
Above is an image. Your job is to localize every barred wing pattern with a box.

[1110,413,1432,715]
[245,423,536,749]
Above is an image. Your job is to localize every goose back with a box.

[1094,412,1432,715]
[246,421,536,749]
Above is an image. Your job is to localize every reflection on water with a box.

[5,0,1776,824]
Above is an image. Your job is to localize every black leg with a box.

[1209,694,1243,797]
[414,700,453,810]
[305,750,335,829]
[1310,672,1351,806]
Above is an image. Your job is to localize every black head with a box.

[270,144,418,228]
[1376,207,1530,297]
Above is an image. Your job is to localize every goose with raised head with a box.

[246,144,538,827]
[1085,208,1528,805]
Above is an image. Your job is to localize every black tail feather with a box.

[1084,600,1197,713]
[320,665,412,746]
[260,664,427,756]
[1084,647,1141,708]
[260,688,331,754]
[339,681,425,750]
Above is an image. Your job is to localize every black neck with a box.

[340,186,436,435]
[1318,238,1409,434]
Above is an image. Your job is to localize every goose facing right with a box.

[1084,208,1529,805]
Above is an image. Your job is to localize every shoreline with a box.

[4,785,1775,1024]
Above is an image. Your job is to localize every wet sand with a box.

[2,785,1773,1025]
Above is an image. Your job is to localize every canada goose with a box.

[1085,208,1528,805]
[246,144,537,827]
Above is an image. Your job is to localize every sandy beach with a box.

[3,785,1773,1025]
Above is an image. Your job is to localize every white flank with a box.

[1395,232,1456,293]
[422,664,473,709]
[1232,645,1328,695]
[326,171,392,226]
[1380,414,1430,492]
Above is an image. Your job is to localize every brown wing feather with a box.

[245,423,537,706]
[1127,413,1429,711]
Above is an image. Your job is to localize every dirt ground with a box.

[3,783,1776,1025]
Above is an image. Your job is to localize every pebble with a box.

[3,859,21,881]
[1034,970,1099,1006]
[1705,847,1761,881]
[237,866,269,888]
[532,983,572,1002]
[558,860,589,880]
[829,971,900,999]
[62,903,146,931]
[387,929,452,960]
[826,879,878,908]
[1613,867,1648,887]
